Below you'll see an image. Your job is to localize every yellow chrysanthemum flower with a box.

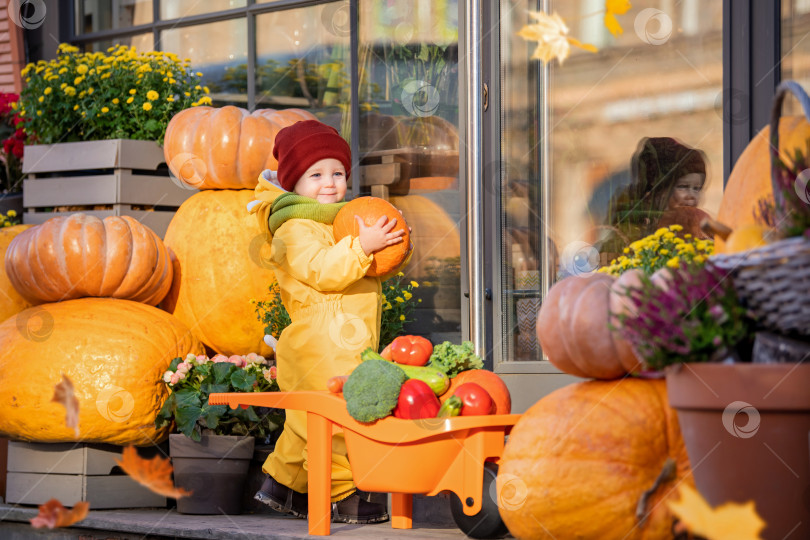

[76,64,88,75]
[146,90,159,101]
[410,281,418,288]
[112,98,119,104]
[126,96,134,104]
[129,89,137,95]
[43,87,52,95]
[666,257,681,269]
[101,107,109,113]
[142,102,153,111]
[399,315,406,321]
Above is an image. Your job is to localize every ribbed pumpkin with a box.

[333,197,410,277]
[498,379,692,539]
[440,369,511,414]
[389,195,460,279]
[164,105,316,190]
[5,214,172,306]
[536,272,641,379]
[161,189,275,356]
[715,116,810,252]
[0,224,35,323]
[0,298,203,445]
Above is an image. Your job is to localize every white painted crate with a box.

[5,441,166,509]
[21,139,196,238]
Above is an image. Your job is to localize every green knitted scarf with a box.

[268,192,347,234]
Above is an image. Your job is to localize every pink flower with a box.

[176,361,191,374]
[195,355,209,365]
[211,354,229,363]
[163,371,173,383]
[269,366,277,379]
[170,373,182,385]
[229,355,246,368]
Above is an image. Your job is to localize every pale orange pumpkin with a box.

[0,298,203,445]
[333,197,410,277]
[536,272,642,379]
[715,116,810,252]
[439,369,511,414]
[0,224,36,323]
[164,105,316,190]
[498,378,693,539]
[161,189,275,356]
[5,214,172,306]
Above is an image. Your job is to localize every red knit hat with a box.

[273,120,352,192]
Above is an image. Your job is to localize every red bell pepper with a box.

[393,379,441,419]
[390,335,433,366]
[453,382,494,416]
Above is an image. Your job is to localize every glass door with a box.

[491,0,724,406]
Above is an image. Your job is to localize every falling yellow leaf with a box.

[51,374,79,437]
[517,11,598,65]
[667,484,765,540]
[605,0,632,36]
[116,446,192,499]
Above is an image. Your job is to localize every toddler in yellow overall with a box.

[248,120,407,523]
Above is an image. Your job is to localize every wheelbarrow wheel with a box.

[450,462,509,539]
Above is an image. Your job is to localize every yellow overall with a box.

[261,218,382,501]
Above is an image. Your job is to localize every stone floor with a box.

[0,503,479,540]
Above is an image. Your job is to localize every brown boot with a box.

[254,475,308,518]
[331,491,389,524]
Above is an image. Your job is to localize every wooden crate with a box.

[21,139,196,238]
[5,441,167,509]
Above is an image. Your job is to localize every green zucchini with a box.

[361,348,450,396]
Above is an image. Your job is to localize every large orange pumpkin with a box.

[440,369,511,414]
[0,298,203,445]
[498,379,692,539]
[536,272,641,379]
[333,197,410,277]
[0,224,35,323]
[161,189,275,356]
[5,214,172,306]
[164,105,316,190]
[715,116,810,252]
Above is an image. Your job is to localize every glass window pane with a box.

[255,3,350,132]
[160,0,245,20]
[359,0,461,345]
[500,0,723,362]
[82,33,154,53]
[781,1,810,115]
[161,19,248,107]
[77,0,153,34]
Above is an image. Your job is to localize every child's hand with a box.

[356,215,405,256]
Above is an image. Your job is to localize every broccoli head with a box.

[343,359,406,423]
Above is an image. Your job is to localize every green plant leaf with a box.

[212,362,234,384]
[230,370,256,392]
[200,404,228,431]
[154,393,175,429]
[168,357,183,371]
[173,389,203,440]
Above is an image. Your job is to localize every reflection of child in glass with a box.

[248,120,406,524]
[611,137,709,241]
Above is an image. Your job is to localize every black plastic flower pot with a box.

[169,433,255,515]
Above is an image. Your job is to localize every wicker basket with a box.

[711,80,810,336]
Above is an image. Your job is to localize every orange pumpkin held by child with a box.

[333,197,410,277]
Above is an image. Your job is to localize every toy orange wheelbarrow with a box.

[209,391,520,537]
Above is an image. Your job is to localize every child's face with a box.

[667,173,703,209]
[293,158,347,204]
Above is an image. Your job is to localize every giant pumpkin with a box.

[536,272,642,379]
[498,379,692,539]
[715,116,810,251]
[161,189,275,356]
[0,224,35,323]
[0,298,203,445]
[333,196,410,277]
[164,106,316,190]
[5,214,172,306]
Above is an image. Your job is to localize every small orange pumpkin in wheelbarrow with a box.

[208,391,520,537]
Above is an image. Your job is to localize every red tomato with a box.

[453,382,494,416]
[390,335,433,366]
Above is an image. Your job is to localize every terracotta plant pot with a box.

[666,363,810,540]
[170,433,255,515]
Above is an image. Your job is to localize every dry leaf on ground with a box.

[30,499,89,529]
[51,373,79,437]
[116,446,192,499]
[668,484,765,540]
